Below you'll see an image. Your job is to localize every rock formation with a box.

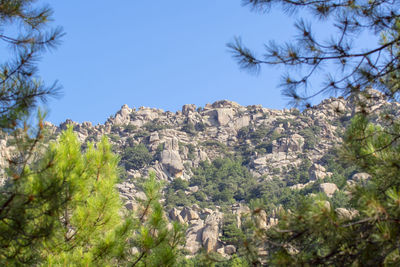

[1,92,397,258]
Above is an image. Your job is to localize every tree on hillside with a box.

[229,0,400,107]
[259,115,400,266]
[228,1,400,265]
[0,2,65,263]
[1,127,185,265]
[0,1,185,265]
[0,0,63,129]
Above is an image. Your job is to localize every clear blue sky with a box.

[36,1,370,125]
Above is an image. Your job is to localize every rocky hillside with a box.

[1,89,398,259]
[48,89,394,183]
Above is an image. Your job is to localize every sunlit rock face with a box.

[1,92,397,257]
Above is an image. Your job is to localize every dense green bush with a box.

[299,127,320,150]
[237,126,250,140]
[165,157,257,208]
[285,158,312,186]
[221,213,245,247]
[143,120,168,132]
[255,142,273,154]
[249,125,270,144]
[122,124,137,132]
[111,124,123,132]
[107,133,120,143]
[133,130,150,139]
[120,143,152,170]
[170,178,189,191]
[320,148,358,189]
[195,121,206,131]
[181,121,196,135]
[248,177,303,213]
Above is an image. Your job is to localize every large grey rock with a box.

[216,108,235,126]
[188,186,199,193]
[114,104,132,125]
[185,220,204,254]
[198,150,209,162]
[125,201,136,211]
[148,163,169,181]
[319,183,338,197]
[254,210,268,229]
[217,247,226,257]
[232,203,251,228]
[233,116,250,130]
[161,150,184,177]
[352,172,371,182]
[202,232,218,253]
[202,212,222,253]
[134,191,147,201]
[0,139,11,185]
[335,208,359,220]
[169,207,181,220]
[309,163,328,180]
[136,107,160,120]
[182,104,197,116]
[212,100,240,108]
[225,245,237,255]
[253,156,267,167]
[272,134,304,153]
[181,207,200,221]
[164,137,179,151]
[149,132,159,143]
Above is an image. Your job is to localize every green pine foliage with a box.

[1,127,129,265]
[1,126,185,265]
[120,143,152,170]
[285,157,312,186]
[164,157,305,214]
[41,128,130,265]
[0,1,185,266]
[165,157,257,208]
[229,1,400,264]
[130,173,186,267]
[221,213,245,247]
[258,115,400,265]
[0,0,63,129]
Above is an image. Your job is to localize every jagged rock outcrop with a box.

[160,150,184,178]
[0,138,11,185]
[1,92,398,258]
[352,172,371,182]
[182,104,197,116]
[309,163,332,180]
[319,183,339,197]
[335,208,359,220]
[272,134,304,153]
[181,207,200,221]
[202,211,222,252]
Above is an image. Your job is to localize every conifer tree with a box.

[229,1,400,265]
[0,1,185,265]
[1,126,185,265]
[229,0,400,107]
[0,127,130,265]
[0,0,63,129]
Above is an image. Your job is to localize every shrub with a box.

[107,134,120,143]
[120,143,152,170]
[123,124,137,132]
[299,128,320,150]
[143,120,167,132]
[195,121,206,131]
[181,121,196,135]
